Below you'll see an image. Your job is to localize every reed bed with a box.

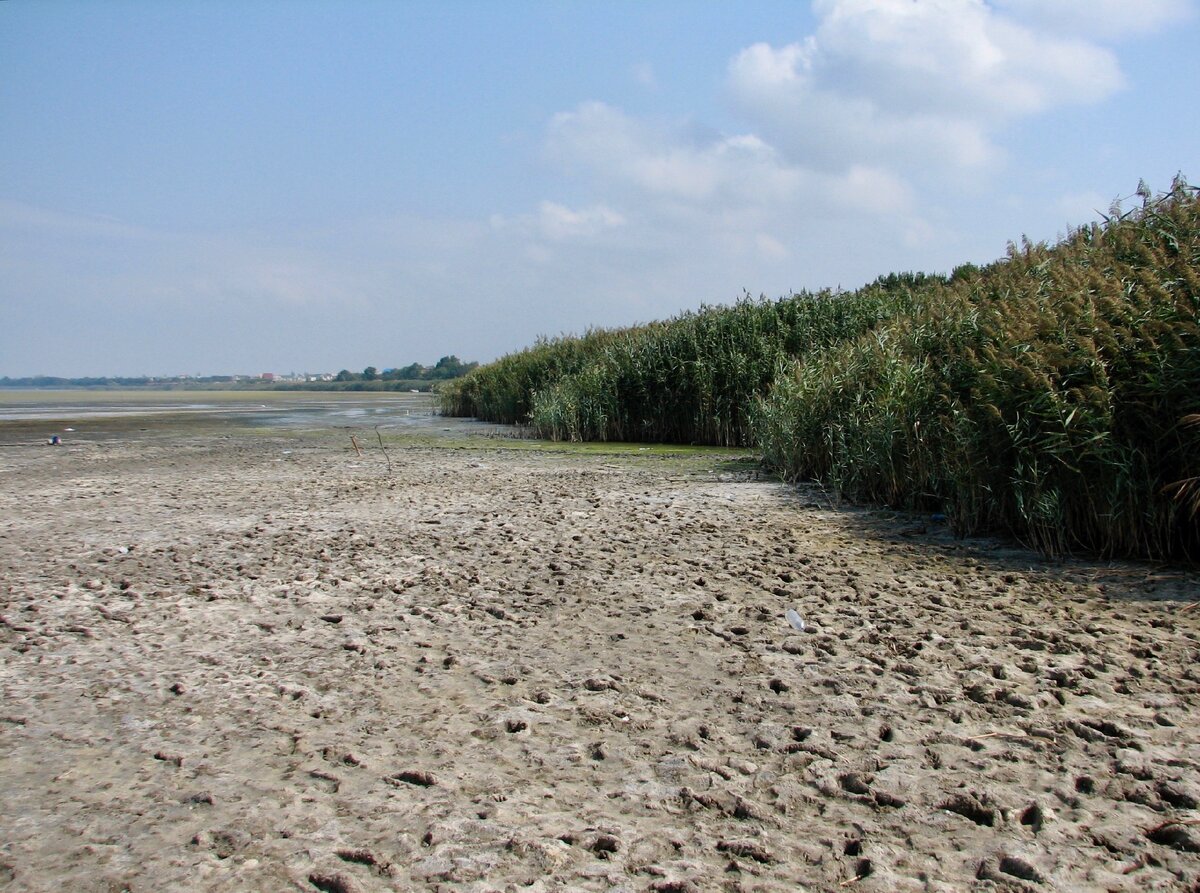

[754,181,1200,558]
[443,277,932,445]
[442,180,1200,558]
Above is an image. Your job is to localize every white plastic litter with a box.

[785,609,806,631]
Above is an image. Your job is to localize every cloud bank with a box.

[732,0,1124,177]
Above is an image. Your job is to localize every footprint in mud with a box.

[322,748,363,767]
[191,828,251,859]
[716,839,774,864]
[334,848,392,876]
[977,853,1044,885]
[939,792,997,827]
[1145,821,1200,853]
[385,770,438,787]
[1019,803,1046,833]
[839,773,872,796]
[308,872,358,893]
[308,770,340,793]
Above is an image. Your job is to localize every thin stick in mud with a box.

[375,426,393,474]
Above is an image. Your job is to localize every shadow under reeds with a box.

[772,480,1200,605]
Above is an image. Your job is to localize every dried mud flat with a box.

[2,426,1200,893]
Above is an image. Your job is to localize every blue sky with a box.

[2,0,1198,377]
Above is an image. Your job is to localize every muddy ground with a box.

[2,421,1199,892]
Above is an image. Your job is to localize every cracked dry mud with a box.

[2,427,1199,892]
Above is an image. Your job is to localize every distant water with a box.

[0,390,512,437]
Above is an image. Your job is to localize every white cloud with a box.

[513,96,942,303]
[834,165,915,215]
[542,99,932,234]
[993,0,1194,39]
[755,233,790,261]
[536,201,626,241]
[814,0,1121,114]
[0,199,163,243]
[489,200,626,246]
[546,101,805,205]
[728,0,1124,174]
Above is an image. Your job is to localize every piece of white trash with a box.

[785,609,806,631]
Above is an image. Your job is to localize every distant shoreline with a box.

[0,388,452,430]
[0,380,441,393]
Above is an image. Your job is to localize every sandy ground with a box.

[2,423,1200,893]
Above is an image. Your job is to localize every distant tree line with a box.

[334,355,478,383]
[0,357,479,390]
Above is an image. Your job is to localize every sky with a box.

[2,0,1198,377]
